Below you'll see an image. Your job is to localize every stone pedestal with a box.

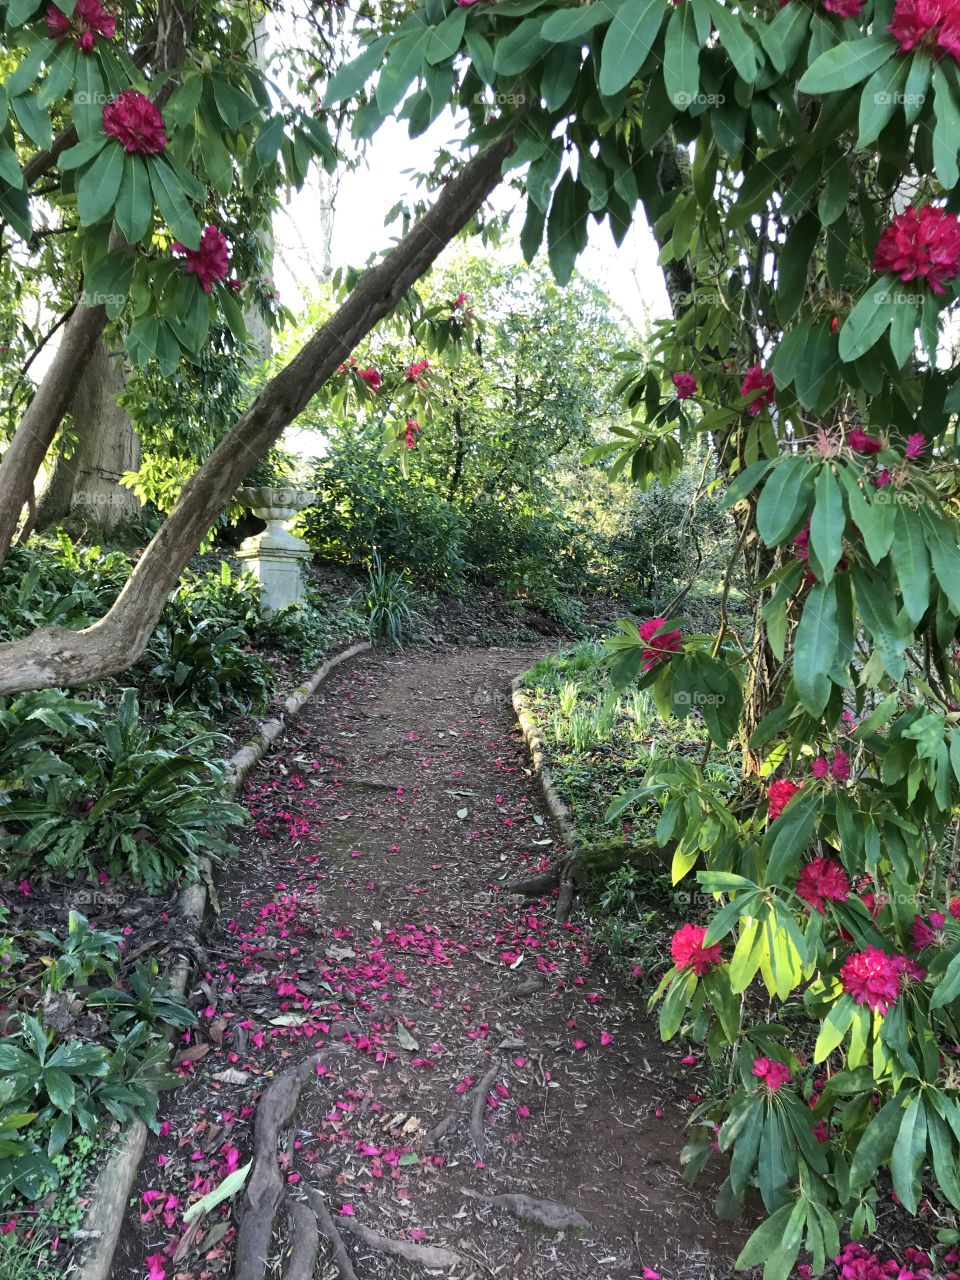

[235,486,316,614]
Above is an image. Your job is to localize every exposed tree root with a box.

[469,1059,501,1157]
[336,1214,466,1269]
[461,1188,591,1232]
[282,1197,318,1280]
[503,869,561,896]
[233,1051,324,1280]
[303,1186,359,1280]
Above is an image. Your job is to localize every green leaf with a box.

[838,278,896,362]
[426,8,466,64]
[931,949,960,1009]
[492,16,549,75]
[72,55,104,138]
[199,124,234,197]
[764,785,820,885]
[926,1101,960,1209]
[43,1067,75,1112]
[809,465,845,585]
[377,31,430,114]
[858,56,909,147]
[542,3,610,42]
[933,65,960,189]
[814,994,855,1062]
[703,0,757,82]
[323,35,391,106]
[798,36,895,95]
[547,169,586,286]
[598,0,665,97]
[849,1098,904,1189]
[664,1,701,109]
[148,155,201,249]
[76,140,123,225]
[891,507,930,624]
[182,1161,253,1223]
[11,92,52,149]
[736,1203,798,1270]
[755,454,814,546]
[761,1,810,75]
[891,1095,926,1214]
[114,152,152,243]
[923,512,960,614]
[794,580,839,716]
[57,134,108,170]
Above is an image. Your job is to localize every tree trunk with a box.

[0,132,516,694]
[35,339,142,534]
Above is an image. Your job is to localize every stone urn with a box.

[235,486,316,613]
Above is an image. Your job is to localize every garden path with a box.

[119,646,746,1280]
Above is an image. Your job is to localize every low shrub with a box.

[0,688,245,892]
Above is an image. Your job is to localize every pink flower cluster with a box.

[637,617,682,671]
[751,1057,792,1091]
[405,357,430,386]
[848,427,883,454]
[671,923,722,975]
[672,371,698,399]
[796,857,851,914]
[812,750,851,781]
[358,367,382,392]
[912,909,946,948]
[404,418,421,450]
[46,0,115,51]
[840,945,903,1014]
[103,89,167,156]
[740,364,775,416]
[823,0,864,13]
[172,225,230,292]
[834,1241,933,1280]
[767,778,800,821]
[873,204,960,296]
[889,0,960,61]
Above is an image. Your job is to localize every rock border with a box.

[75,638,372,1280]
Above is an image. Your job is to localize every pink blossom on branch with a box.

[103,89,168,155]
[823,0,865,13]
[740,364,775,416]
[672,371,698,399]
[172,225,230,293]
[840,946,902,1015]
[358,367,382,392]
[637,617,682,671]
[46,0,116,51]
[670,923,723,976]
[767,778,800,820]
[889,0,960,61]
[872,204,960,295]
[905,431,926,458]
[848,427,883,454]
[796,857,851,914]
[751,1057,792,1090]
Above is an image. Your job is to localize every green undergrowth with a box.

[517,639,741,980]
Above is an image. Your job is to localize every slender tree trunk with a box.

[35,339,141,533]
[0,133,516,694]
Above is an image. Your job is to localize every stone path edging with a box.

[510,675,581,851]
[75,638,372,1280]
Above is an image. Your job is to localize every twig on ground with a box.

[460,1188,591,1232]
[336,1214,466,1269]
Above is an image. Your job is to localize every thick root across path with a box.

[118,647,745,1280]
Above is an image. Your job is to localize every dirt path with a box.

[118,646,745,1280]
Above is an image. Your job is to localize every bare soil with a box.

[113,646,748,1280]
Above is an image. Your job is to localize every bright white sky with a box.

[272,111,671,327]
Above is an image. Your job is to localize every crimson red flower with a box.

[46,0,116,51]
[950,897,960,920]
[767,778,800,821]
[905,432,926,459]
[405,358,430,386]
[796,857,851,914]
[358,367,382,392]
[831,750,851,780]
[672,371,697,399]
[823,0,864,13]
[751,1057,792,1090]
[637,617,682,671]
[103,89,167,156]
[740,364,775,416]
[889,0,960,60]
[840,946,902,1014]
[812,755,829,779]
[670,923,722,976]
[172,225,230,293]
[873,205,960,295]
[848,427,883,454]
[404,418,421,450]
[453,291,469,309]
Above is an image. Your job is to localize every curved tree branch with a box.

[0,131,516,693]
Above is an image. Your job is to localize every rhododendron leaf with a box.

[809,465,844,585]
[888,297,918,368]
[425,9,466,66]
[658,968,696,1040]
[492,16,549,76]
[721,458,774,509]
[921,511,960,614]
[755,455,814,547]
[853,566,908,681]
[890,1094,925,1214]
[857,57,908,148]
[376,32,430,115]
[148,156,200,248]
[464,30,495,86]
[703,0,756,84]
[323,35,391,106]
[542,3,610,44]
[663,1,700,110]
[57,134,108,172]
[836,467,895,564]
[813,993,854,1062]
[763,786,819,886]
[735,1200,796,1269]
[114,152,152,244]
[933,66,960,190]
[546,170,587,285]
[776,218,818,326]
[183,1160,252,1223]
[11,91,51,149]
[798,36,893,95]
[793,581,839,715]
[541,43,581,111]
[77,140,124,225]
[927,1101,960,1209]
[81,249,133,310]
[219,286,247,342]
[0,140,25,190]
[73,56,104,138]
[598,0,664,98]
[5,0,45,27]
[760,1,809,75]
[729,918,763,994]
[6,37,55,99]
[930,949,960,1010]
[838,279,895,362]
[199,124,234,197]
[890,508,930,624]
[758,1108,791,1211]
